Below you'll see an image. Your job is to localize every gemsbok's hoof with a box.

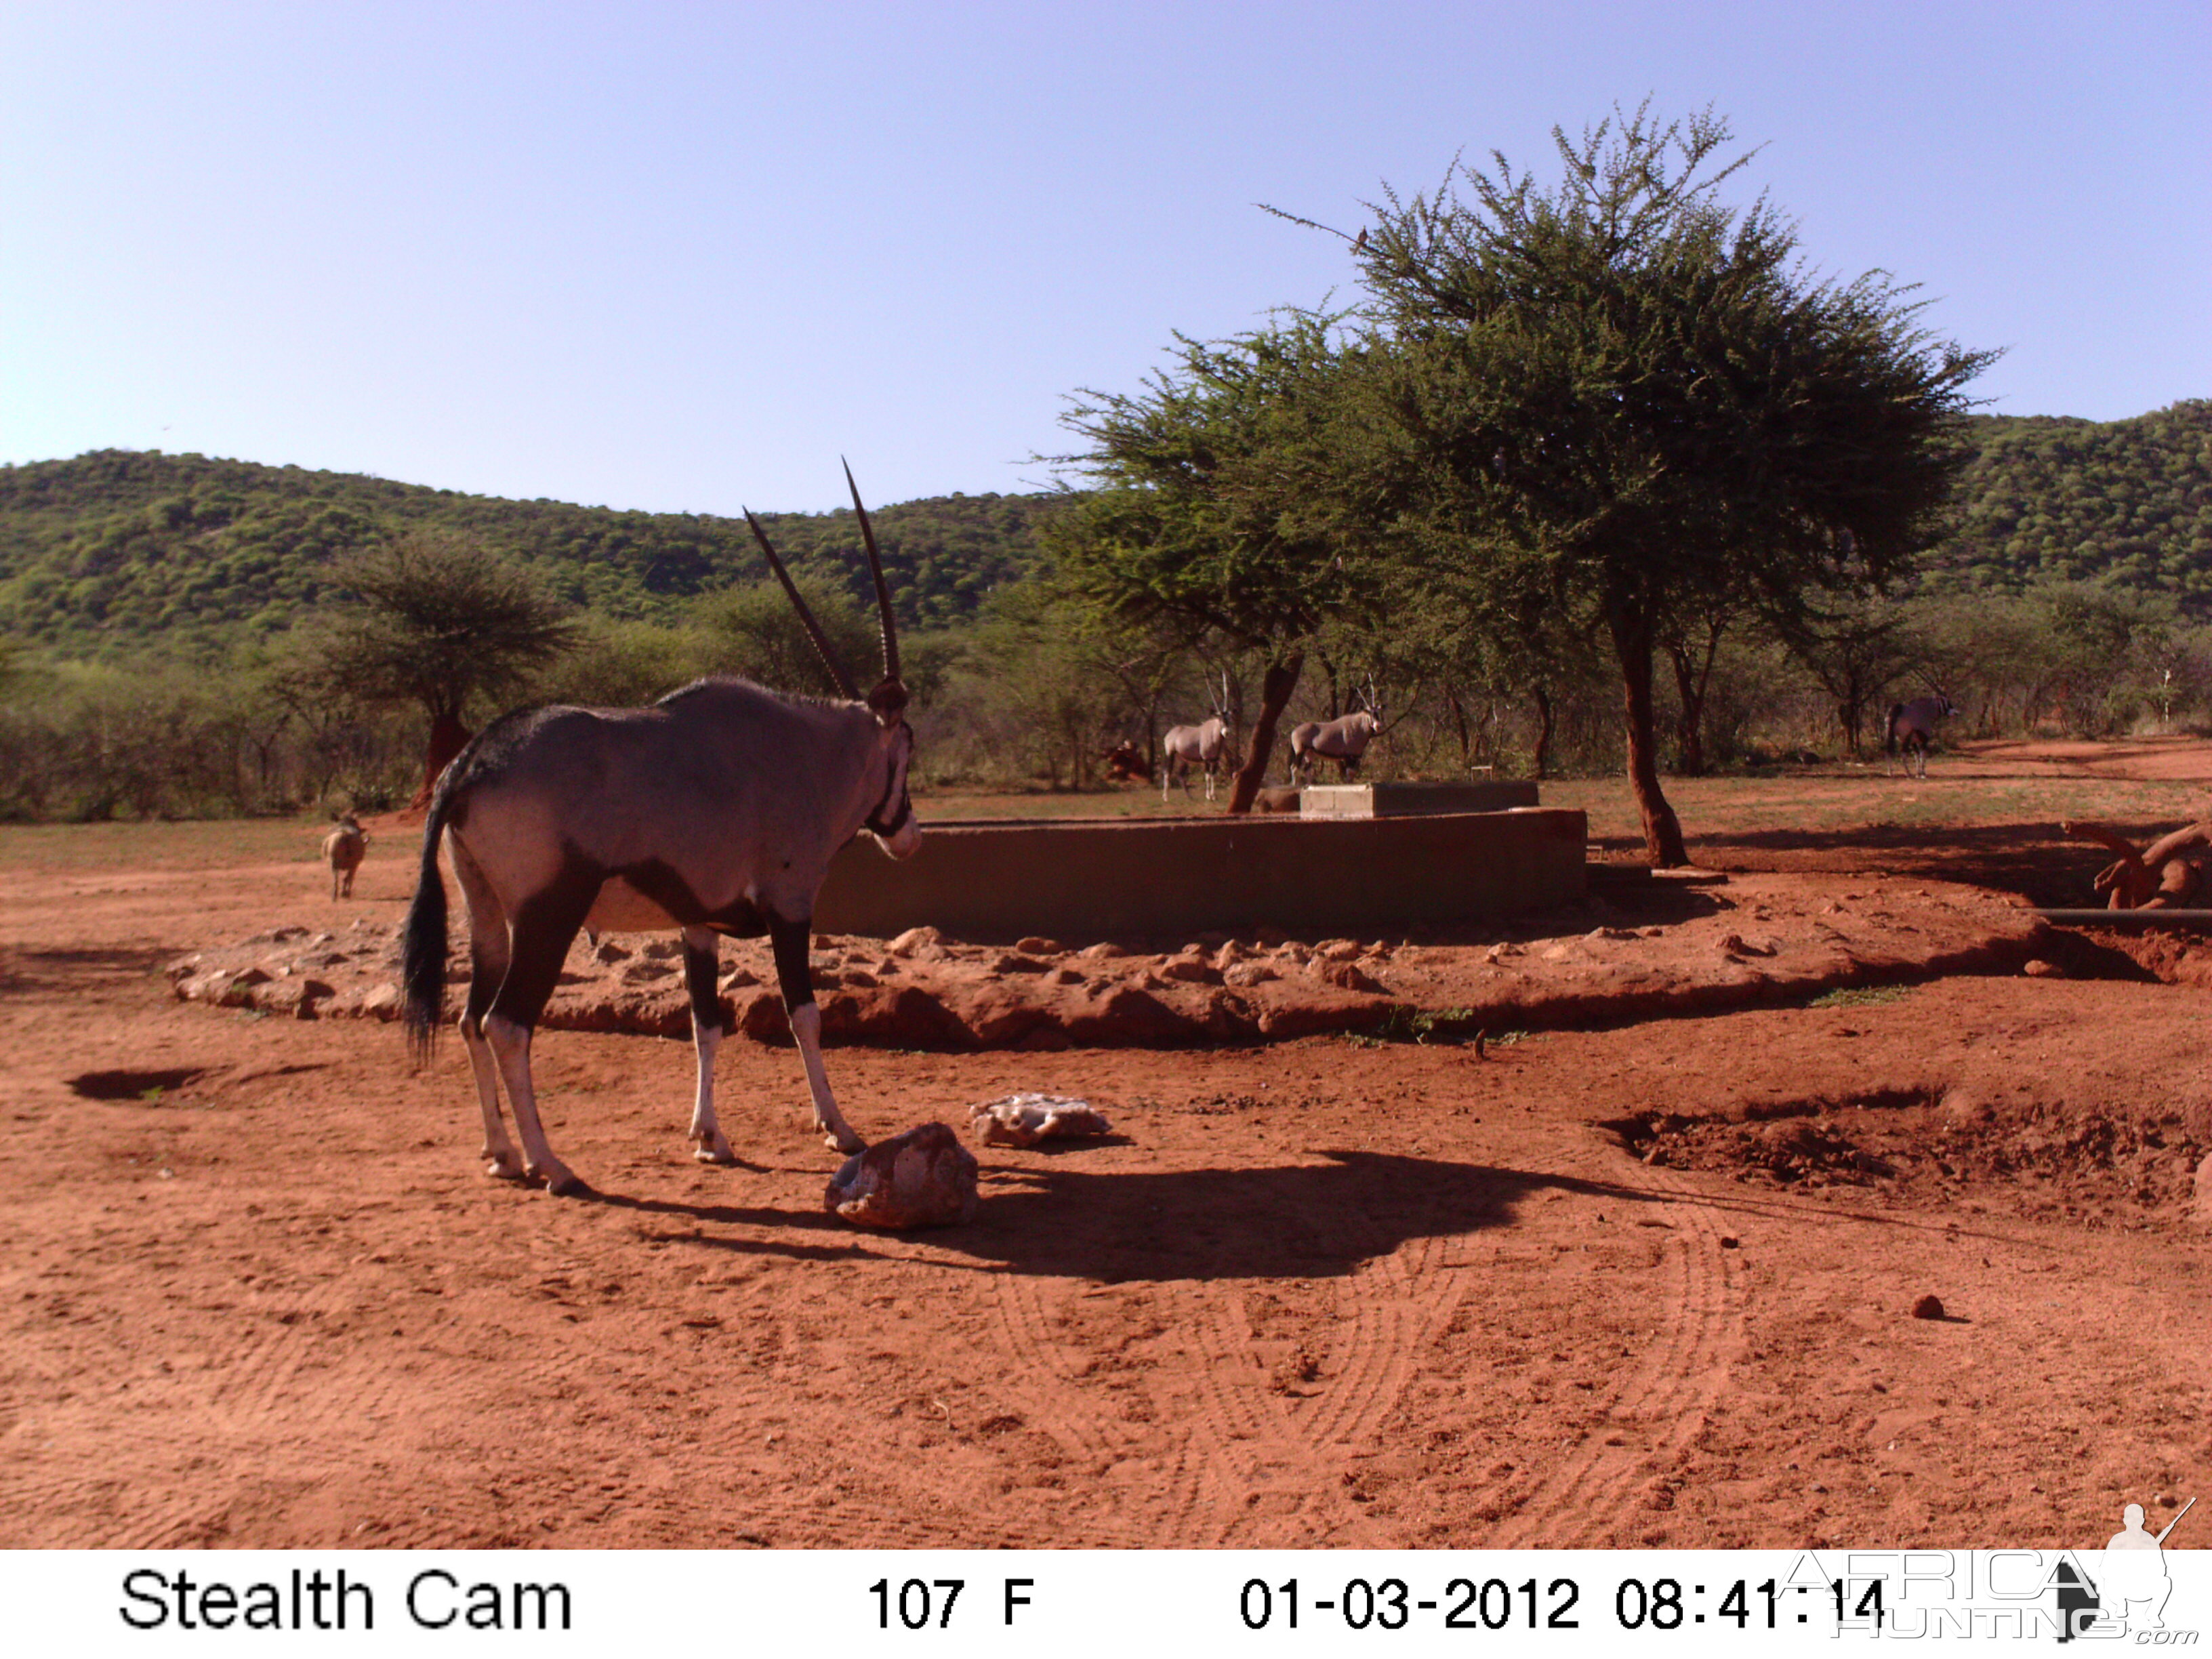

[527,1160,590,1197]
[827,1130,865,1155]
[485,1154,527,1181]
[692,1134,737,1166]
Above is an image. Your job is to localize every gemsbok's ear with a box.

[867,678,909,727]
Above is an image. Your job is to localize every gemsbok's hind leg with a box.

[681,925,735,1164]
[483,883,599,1196]
[769,913,864,1155]
[451,847,524,1181]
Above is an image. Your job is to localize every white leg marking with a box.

[789,1002,862,1154]
[689,1019,735,1164]
[460,1017,524,1179]
[483,1014,582,1195]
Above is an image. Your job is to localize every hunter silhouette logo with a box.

[2059,1496,2196,1641]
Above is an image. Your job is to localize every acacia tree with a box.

[1336,104,1992,863]
[1047,319,1375,812]
[317,530,579,806]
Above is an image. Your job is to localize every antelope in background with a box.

[323,814,367,899]
[402,465,920,1197]
[1161,673,1233,800]
[1885,693,1959,778]
[1292,680,1385,783]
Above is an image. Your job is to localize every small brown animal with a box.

[1102,740,1151,783]
[323,814,367,899]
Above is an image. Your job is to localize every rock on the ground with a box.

[823,1123,979,1229]
[969,1093,1114,1148]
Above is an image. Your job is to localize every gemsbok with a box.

[401,465,921,1197]
[1162,675,1233,800]
[1292,685,1385,783]
[1885,694,1959,779]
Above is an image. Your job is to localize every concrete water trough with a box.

[814,804,1586,943]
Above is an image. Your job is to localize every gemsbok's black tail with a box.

[401,779,458,1067]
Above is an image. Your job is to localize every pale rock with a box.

[968,1093,1114,1148]
[888,926,944,958]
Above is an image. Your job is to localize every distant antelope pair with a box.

[402,465,918,1197]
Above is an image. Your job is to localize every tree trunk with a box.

[1530,684,1555,781]
[409,711,474,814]
[1227,653,1304,815]
[1665,619,1722,776]
[1610,608,1689,867]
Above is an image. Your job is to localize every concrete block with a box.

[1300,780,1540,818]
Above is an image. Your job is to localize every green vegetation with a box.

[1,104,2205,829]
[1936,401,2212,601]
[0,447,1052,655]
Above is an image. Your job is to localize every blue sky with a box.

[1,2,2205,514]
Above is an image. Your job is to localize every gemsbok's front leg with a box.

[681,925,736,1164]
[769,913,864,1155]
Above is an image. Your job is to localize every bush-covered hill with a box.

[0,449,1057,655]
[1929,399,2212,602]
[4,400,2207,655]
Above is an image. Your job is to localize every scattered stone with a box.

[720,967,760,990]
[621,962,676,985]
[594,940,634,963]
[357,983,404,1019]
[1316,939,1364,963]
[1158,954,1224,985]
[1910,1294,1947,1320]
[1076,942,1128,960]
[2022,958,2062,978]
[968,1093,1114,1148]
[1015,936,1063,956]
[1319,961,1387,994]
[823,1123,979,1229]
[1223,962,1279,988]
[887,926,943,958]
[1719,1235,1740,1249]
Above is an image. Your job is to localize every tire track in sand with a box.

[1485,1163,1744,1547]
[987,1230,1473,1547]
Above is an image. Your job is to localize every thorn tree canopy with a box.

[1337,102,1994,863]
[318,529,580,805]
[1046,317,1376,813]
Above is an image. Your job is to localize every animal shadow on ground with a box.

[592,1152,1671,1283]
[1690,821,2131,908]
[6,944,176,994]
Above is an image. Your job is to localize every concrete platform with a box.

[813,806,1587,943]
[1300,780,1540,817]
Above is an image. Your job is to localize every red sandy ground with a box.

[4,745,2211,1550]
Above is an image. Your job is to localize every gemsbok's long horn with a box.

[842,459,901,686]
[743,508,859,700]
